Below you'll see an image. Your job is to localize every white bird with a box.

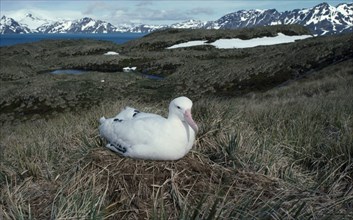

[99,96,198,160]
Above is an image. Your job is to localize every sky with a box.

[1,0,352,25]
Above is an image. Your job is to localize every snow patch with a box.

[167,40,208,49]
[82,20,96,30]
[104,51,119,55]
[167,33,312,49]
[123,67,137,72]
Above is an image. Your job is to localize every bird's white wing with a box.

[114,107,163,121]
[114,107,138,120]
[99,116,168,152]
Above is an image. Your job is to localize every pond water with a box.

[142,74,164,80]
[51,69,84,75]
[50,69,164,80]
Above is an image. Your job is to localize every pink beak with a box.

[184,109,198,133]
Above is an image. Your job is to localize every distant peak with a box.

[315,2,330,8]
[337,2,353,7]
[26,13,33,17]
[81,17,93,21]
[1,15,14,21]
[184,19,201,23]
[265,8,278,12]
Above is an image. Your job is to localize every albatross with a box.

[99,96,198,160]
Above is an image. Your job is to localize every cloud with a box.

[139,8,191,21]
[186,7,214,16]
[135,0,154,7]
[107,6,193,25]
[108,4,216,25]
[84,2,104,15]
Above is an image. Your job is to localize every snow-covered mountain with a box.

[38,17,118,33]
[210,2,353,35]
[170,19,207,29]
[206,9,282,30]
[118,24,167,33]
[0,16,31,34]
[1,2,352,35]
[19,13,52,30]
[280,2,353,35]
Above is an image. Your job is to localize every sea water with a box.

[0,33,146,47]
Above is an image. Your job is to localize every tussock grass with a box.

[1,65,353,219]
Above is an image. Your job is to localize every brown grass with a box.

[1,63,353,219]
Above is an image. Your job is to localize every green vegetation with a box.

[1,59,352,219]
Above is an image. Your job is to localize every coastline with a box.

[0,32,147,47]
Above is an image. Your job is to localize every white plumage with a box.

[99,96,198,160]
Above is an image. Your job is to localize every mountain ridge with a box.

[1,2,352,35]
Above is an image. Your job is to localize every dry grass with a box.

[1,66,353,219]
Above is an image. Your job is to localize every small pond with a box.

[51,69,85,75]
[50,69,164,80]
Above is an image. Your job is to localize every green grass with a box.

[1,68,352,219]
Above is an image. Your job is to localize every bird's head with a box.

[169,96,198,133]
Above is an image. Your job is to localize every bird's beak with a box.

[184,109,198,133]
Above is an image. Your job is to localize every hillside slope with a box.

[0,25,352,124]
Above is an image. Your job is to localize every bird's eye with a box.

[176,106,181,109]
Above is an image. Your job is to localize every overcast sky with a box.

[1,0,351,25]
